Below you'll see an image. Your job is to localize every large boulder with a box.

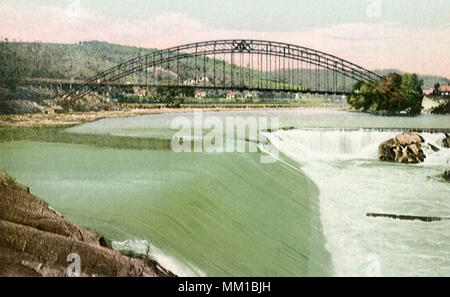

[379,132,426,163]
[395,132,424,145]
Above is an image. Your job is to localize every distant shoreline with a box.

[0,105,347,128]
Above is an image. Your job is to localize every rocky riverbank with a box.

[0,169,174,277]
[0,108,209,127]
[0,106,347,128]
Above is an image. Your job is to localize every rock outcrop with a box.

[378,132,426,163]
[0,169,174,277]
[443,170,450,182]
[443,133,450,148]
[428,143,440,152]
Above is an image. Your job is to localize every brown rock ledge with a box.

[0,169,174,277]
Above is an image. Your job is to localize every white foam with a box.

[266,129,450,276]
[112,239,206,277]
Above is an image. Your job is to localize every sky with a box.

[1,0,449,77]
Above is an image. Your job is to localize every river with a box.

[0,108,449,276]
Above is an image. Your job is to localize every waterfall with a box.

[266,128,449,165]
[264,128,450,277]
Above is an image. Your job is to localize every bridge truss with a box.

[71,39,381,97]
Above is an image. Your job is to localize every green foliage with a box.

[156,85,193,101]
[0,42,27,91]
[3,41,156,81]
[431,101,450,115]
[400,73,424,114]
[373,69,447,90]
[433,82,440,94]
[348,73,424,115]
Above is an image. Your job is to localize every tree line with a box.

[348,73,424,115]
[0,42,26,91]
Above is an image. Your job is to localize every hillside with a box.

[373,69,448,90]
[2,41,448,90]
[2,41,298,90]
[5,41,157,80]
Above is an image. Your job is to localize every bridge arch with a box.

[72,39,381,97]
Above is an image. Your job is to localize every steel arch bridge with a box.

[69,39,381,98]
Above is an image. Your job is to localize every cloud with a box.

[0,3,448,78]
[321,22,400,41]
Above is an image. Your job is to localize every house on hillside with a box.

[135,89,147,96]
[245,92,256,99]
[197,76,210,85]
[440,86,450,96]
[423,88,434,95]
[226,91,236,99]
[195,91,207,98]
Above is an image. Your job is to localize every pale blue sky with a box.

[1,0,449,76]
[6,0,450,31]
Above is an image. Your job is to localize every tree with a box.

[400,73,423,114]
[433,82,440,94]
[348,73,423,115]
[348,80,379,111]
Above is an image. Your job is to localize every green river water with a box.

[0,109,449,276]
